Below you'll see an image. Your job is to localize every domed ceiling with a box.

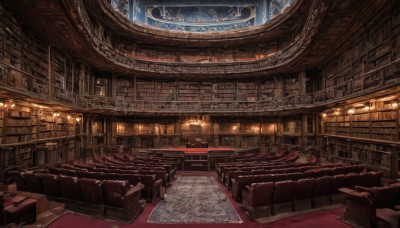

[3,0,382,79]
[110,0,295,32]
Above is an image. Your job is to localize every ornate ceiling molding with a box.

[94,0,303,44]
[66,0,327,77]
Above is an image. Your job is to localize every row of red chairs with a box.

[9,171,144,221]
[57,163,170,188]
[217,162,283,182]
[241,171,383,219]
[231,165,365,201]
[48,168,162,201]
[219,162,331,185]
[226,165,321,189]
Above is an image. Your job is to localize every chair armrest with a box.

[244,185,252,192]
[339,187,370,198]
[122,187,141,210]
[11,195,30,206]
[394,205,400,211]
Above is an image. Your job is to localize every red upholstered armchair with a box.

[241,182,275,219]
[103,180,144,221]
[0,192,36,226]
[339,183,400,228]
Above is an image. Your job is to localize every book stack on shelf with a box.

[2,15,21,69]
[95,78,107,97]
[39,112,55,139]
[67,115,76,135]
[238,82,258,102]
[371,101,397,141]
[6,107,32,144]
[215,82,236,102]
[367,20,391,70]
[178,82,201,102]
[136,81,155,101]
[336,113,351,137]
[283,76,299,97]
[116,78,134,100]
[56,114,68,137]
[370,144,392,170]
[21,28,48,80]
[18,145,33,169]
[260,79,276,100]
[156,81,177,101]
[261,122,276,135]
[283,119,300,135]
[52,50,65,89]
[67,139,76,161]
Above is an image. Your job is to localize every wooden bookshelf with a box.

[238,81,258,102]
[215,82,236,101]
[283,76,300,97]
[21,28,48,81]
[116,77,134,100]
[95,77,107,97]
[52,50,65,89]
[260,79,276,100]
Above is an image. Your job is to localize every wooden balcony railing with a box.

[0,58,399,114]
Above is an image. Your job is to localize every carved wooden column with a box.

[48,46,52,96]
[78,64,85,97]
[299,71,307,95]
[301,113,308,150]
[275,76,283,98]
[154,123,160,148]
[213,122,219,147]
[111,74,117,98]
[174,120,180,147]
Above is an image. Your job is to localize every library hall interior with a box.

[1,0,400,227]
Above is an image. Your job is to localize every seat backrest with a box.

[352,165,365,173]
[106,173,124,181]
[371,185,400,210]
[78,178,104,204]
[345,173,360,188]
[48,167,60,175]
[139,175,157,189]
[370,171,383,187]
[59,175,81,200]
[87,172,105,180]
[9,171,27,191]
[122,174,140,186]
[286,172,304,181]
[272,180,296,204]
[304,169,317,178]
[313,176,333,197]
[293,178,315,200]
[24,172,43,193]
[75,170,87,178]
[333,166,347,175]
[40,173,59,196]
[103,180,129,208]
[273,173,288,182]
[331,174,346,194]
[358,172,373,187]
[250,182,275,206]
[58,168,76,177]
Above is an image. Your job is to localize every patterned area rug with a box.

[148,176,242,224]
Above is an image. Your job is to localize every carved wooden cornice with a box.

[63,0,327,77]
[90,0,304,46]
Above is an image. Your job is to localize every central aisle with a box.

[148,176,242,224]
